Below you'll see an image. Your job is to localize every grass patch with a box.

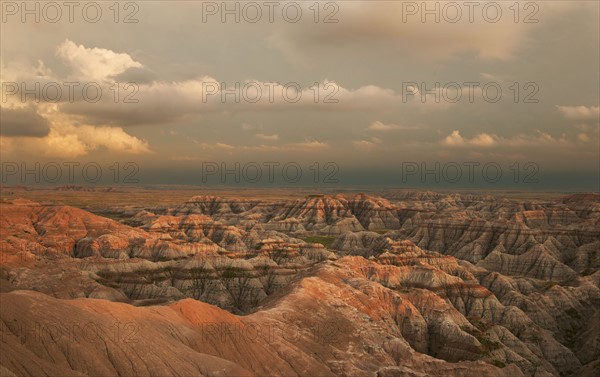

[541,281,559,290]
[467,317,494,333]
[302,236,336,249]
[564,327,579,348]
[478,336,502,351]
[96,212,129,221]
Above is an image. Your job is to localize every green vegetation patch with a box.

[541,281,559,290]
[478,336,502,351]
[302,236,336,249]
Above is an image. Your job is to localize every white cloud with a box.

[441,130,570,148]
[352,140,377,150]
[0,123,151,158]
[367,121,422,131]
[199,143,235,150]
[73,125,152,154]
[367,121,398,131]
[43,129,89,157]
[352,136,383,150]
[242,140,329,152]
[442,130,466,147]
[556,105,600,120]
[469,133,497,147]
[291,140,329,149]
[56,39,142,81]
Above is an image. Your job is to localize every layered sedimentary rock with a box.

[0,258,527,377]
[154,194,407,235]
[1,192,598,377]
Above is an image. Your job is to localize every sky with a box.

[1,1,599,190]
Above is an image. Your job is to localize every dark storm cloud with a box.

[0,105,51,137]
[111,66,158,85]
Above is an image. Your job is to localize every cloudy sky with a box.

[1,1,599,189]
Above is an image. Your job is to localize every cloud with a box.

[0,136,13,156]
[43,129,89,158]
[255,133,279,141]
[352,136,383,150]
[59,78,436,126]
[290,140,329,149]
[270,1,549,61]
[199,143,235,150]
[367,121,399,131]
[578,133,591,143]
[73,125,152,154]
[352,140,377,150]
[0,123,152,158]
[56,39,142,81]
[0,81,152,159]
[4,39,455,131]
[0,105,51,137]
[469,133,497,147]
[112,66,158,84]
[442,130,466,147]
[366,121,422,131]
[45,124,151,157]
[556,105,600,120]
[60,77,225,126]
[353,140,376,147]
[0,57,53,85]
[441,130,570,148]
[242,140,329,152]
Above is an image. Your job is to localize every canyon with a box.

[0,190,598,376]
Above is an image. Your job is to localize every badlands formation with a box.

[0,192,599,376]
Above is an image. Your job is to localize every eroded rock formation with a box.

[0,192,598,376]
